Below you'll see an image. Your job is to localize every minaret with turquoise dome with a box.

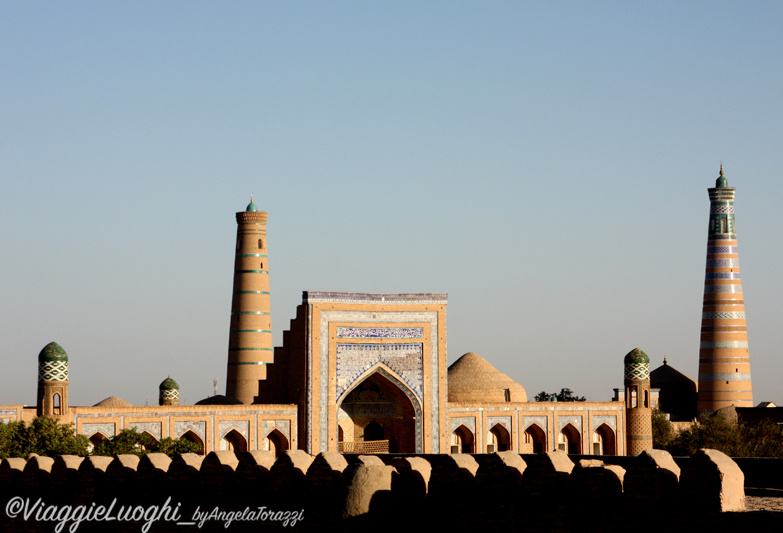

[37,341,69,416]
[159,376,180,406]
[697,166,752,411]
[624,348,653,455]
[225,196,273,404]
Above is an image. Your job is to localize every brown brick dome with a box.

[92,396,133,408]
[447,352,527,403]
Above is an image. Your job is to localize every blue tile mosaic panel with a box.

[488,416,512,434]
[175,421,206,441]
[522,416,548,433]
[219,420,249,439]
[336,327,424,339]
[262,420,291,441]
[336,343,423,402]
[130,422,162,440]
[591,415,617,433]
[450,417,476,434]
[557,415,582,434]
[82,423,116,438]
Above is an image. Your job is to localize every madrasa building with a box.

[1,196,659,457]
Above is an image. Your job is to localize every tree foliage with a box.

[652,408,674,449]
[0,419,202,459]
[91,428,153,456]
[534,388,586,402]
[153,437,202,456]
[0,417,89,458]
[659,412,783,458]
[91,428,201,457]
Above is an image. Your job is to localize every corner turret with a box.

[159,376,180,406]
[36,342,69,417]
[624,348,652,455]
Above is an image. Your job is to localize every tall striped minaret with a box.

[697,167,752,412]
[226,197,273,404]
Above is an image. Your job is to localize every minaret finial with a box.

[720,163,723,176]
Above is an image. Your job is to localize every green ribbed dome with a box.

[159,376,179,390]
[38,342,68,363]
[246,195,258,212]
[716,165,728,188]
[624,348,649,365]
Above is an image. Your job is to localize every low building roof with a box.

[92,396,133,408]
[195,395,242,406]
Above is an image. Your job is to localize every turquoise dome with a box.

[624,348,649,365]
[159,376,179,391]
[716,166,728,188]
[38,342,68,363]
[246,195,258,212]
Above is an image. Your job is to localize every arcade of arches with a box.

[448,419,620,456]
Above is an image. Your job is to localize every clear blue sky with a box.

[2,2,782,407]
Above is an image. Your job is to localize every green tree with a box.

[91,429,202,457]
[0,417,89,458]
[152,437,202,456]
[666,412,744,457]
[91,428,153,456]
[0,421,26,459]
[534,388,586,402]
[651,408,674,449]
[742,419,783,457]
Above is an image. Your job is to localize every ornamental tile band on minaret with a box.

[697,167,753,412]
[226,197,273,404]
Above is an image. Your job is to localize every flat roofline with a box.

[302,291,448,304]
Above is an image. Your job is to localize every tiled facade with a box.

[261,292,449,455]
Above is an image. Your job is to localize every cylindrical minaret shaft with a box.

[624,348,653,455]
[226,197,273,404]
[697,167,752,412]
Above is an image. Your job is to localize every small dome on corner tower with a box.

[38,342,68,363]
[246,195,258,212]
[159,376,179,391]
[624,348,649,365]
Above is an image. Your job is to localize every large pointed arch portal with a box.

[337,366,422,453]
[302,293,448,454]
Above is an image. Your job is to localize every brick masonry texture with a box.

[2,449,778,532]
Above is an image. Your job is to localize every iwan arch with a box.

[1,198,641,457]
